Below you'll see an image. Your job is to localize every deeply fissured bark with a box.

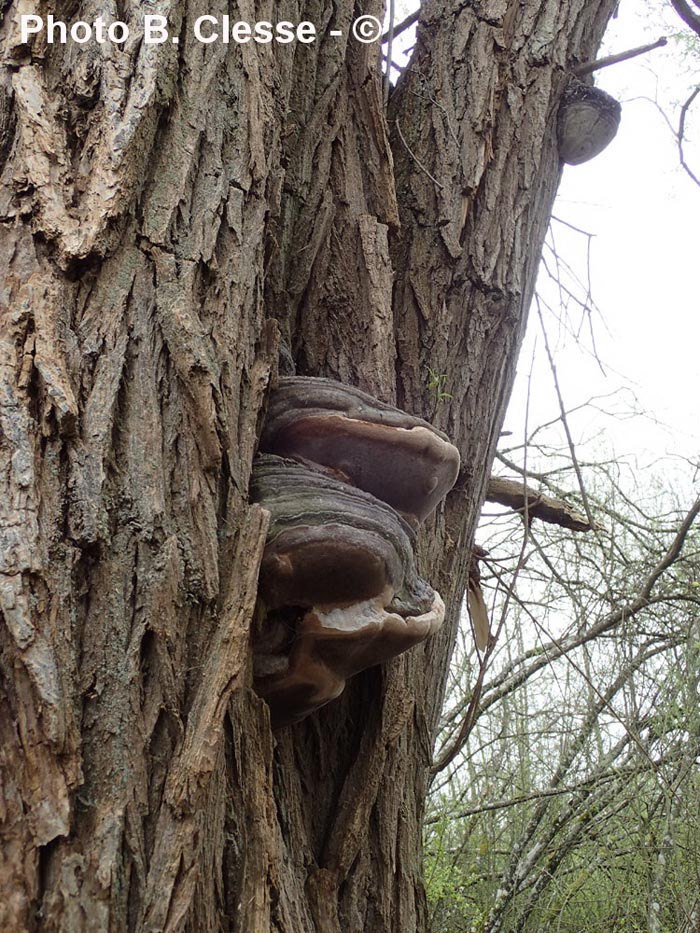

[0,1,617,930]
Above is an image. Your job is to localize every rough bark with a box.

[0,1,617,930]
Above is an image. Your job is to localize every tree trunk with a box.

[0,1,617,930]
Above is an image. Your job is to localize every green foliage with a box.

[426,367,453,402]
[424,463,700,932]
[426,779,700,932]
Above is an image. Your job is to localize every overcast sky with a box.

[512,0,700,475]
[386,1,700,493]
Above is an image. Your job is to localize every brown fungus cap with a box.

[251,456,445,725]
[255,593,444,727]
[260,377,460,524]
[252,456,435,617]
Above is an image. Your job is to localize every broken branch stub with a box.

[486,475,596,531]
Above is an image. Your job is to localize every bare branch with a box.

[486,475,596,532]
[670,0,700,37]
[427,748,686,822]
[572,37,668,77]
[384,0,396,105]
[678,86,700,188]
[535,298,597,533]
[382,9,420,43]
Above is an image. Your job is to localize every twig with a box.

[678,86,700,187]
[394,116,444,189]
[431,352,538,777]
[381,52,406,77]
[384,0,396,106]
[634,90,700,189]
[550,215,596,238]
[381,9,419,43]
[477,497,700,718]
[535,297,597,533]
[427,751,683,822]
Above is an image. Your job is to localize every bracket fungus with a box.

[251,456,445,725]
[259,376,461,525]
[557,81,621,165]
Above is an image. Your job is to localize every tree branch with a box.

[486,475,595,532]
[678,86,700,188]
[384,0,396,105]
[670,0,700,37]
[382,9,420,43]
[572,37,668,77]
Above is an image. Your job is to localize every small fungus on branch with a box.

[557,80,621,165]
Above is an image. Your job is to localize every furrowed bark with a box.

[0,0,619,930]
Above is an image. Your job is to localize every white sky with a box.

[507,2,700,482]
[386,1,700,492]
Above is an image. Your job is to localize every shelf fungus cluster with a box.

[557,80,622,165]
[251,377,460,726]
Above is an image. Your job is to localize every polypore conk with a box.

[256,594,445,727]
[557,81,621,165]
[252,456,436,617]
[260,377,460,524]
[251,456,446,725]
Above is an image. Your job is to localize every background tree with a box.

[424,413,700,931]
[0,1,621,930]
